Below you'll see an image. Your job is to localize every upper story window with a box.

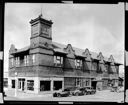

[92,62,97,70]
[24,55,29,66]
[11,58,14,67]
[32,54,35,63]
[75,59,82,69]
[15,57,20,67]
[54,56,63,67]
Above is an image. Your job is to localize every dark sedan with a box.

[53,88,71,97]
[72,87,86,96]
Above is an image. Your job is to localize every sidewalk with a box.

[4,89,52,99]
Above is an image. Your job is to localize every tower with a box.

[30,14,53,49]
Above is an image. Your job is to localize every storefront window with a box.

[27,80,34,91]
[40,81,51,91]
[12,80,15,88]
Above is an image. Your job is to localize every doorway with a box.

[91,81,97,89]
[18,78,25,91]
[53,81,62,90]
[40,81,51,91]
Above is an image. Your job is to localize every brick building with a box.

[8,14,122,94]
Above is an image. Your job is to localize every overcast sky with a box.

[4,3,124,74]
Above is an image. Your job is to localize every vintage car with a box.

[72,87,87,96]
[84,87,96,95]
[53,87,78,97]
[53,88,70,97]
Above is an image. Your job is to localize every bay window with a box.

[15,57,20,67]
[24,55,29,66]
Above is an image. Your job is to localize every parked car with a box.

[53,88,70,97]
[72,87,96,96]
[85,87,96,95]
[67,87,78,95]
[53,87,78,97]
[72,87,86,96]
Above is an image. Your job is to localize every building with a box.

[4,72,8,89]
[8,14,122,94]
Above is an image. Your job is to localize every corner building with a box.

[8,14,122,94]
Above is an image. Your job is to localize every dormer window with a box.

[15,57,20,67]
[75,59,82,69]
[54,55,63,67]
[32,54,35,63]
[24,55,29,66]
[11,58,14,67]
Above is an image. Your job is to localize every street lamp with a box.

[14,72,17,97]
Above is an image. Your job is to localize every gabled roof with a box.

[11,46,30,54]
[16,46,30,53]
[10,41,122,64]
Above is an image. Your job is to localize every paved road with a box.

[4,89,124,103]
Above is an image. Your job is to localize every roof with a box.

[16,46,30,53]
[11,41,121,64]
[11,46,30,54]
[52,42,114,63]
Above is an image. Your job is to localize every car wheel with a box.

[75,92,79,96]
[84,92,87,95]
[57,93,61,97]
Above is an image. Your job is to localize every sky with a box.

[4,3,124,75]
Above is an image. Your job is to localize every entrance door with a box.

[91,81,97,89]
[18,78,25,91]
[22,79,25,91]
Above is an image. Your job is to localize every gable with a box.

[83,48,91,61]
[108,55,115,64]
[64,44,75,58]
[97,52,104,63]
[9,44,17,54]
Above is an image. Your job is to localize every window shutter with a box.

[75,59,77,68]
[27,55,29,64]
[61,57,63,65]
[54,56,56,65]
[80,60,82,68]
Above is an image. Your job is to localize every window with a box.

[83,79,90,87]
[54,56,63,67]
[75,59,82,69]
[12,80,15,88]
[40,81,51,91]
[75,78,83,87]
[27,80,34,91]
[24,56,27,66]
[15,57,20,67]
[24,55,29,66]
[18,79,22,89]
[11,58,14,67]
[92,62,97,70]
[75,78,80,87]
[115,65,119,74]
[32,54,35,63]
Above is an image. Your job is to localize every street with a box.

[4,89,124,103]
